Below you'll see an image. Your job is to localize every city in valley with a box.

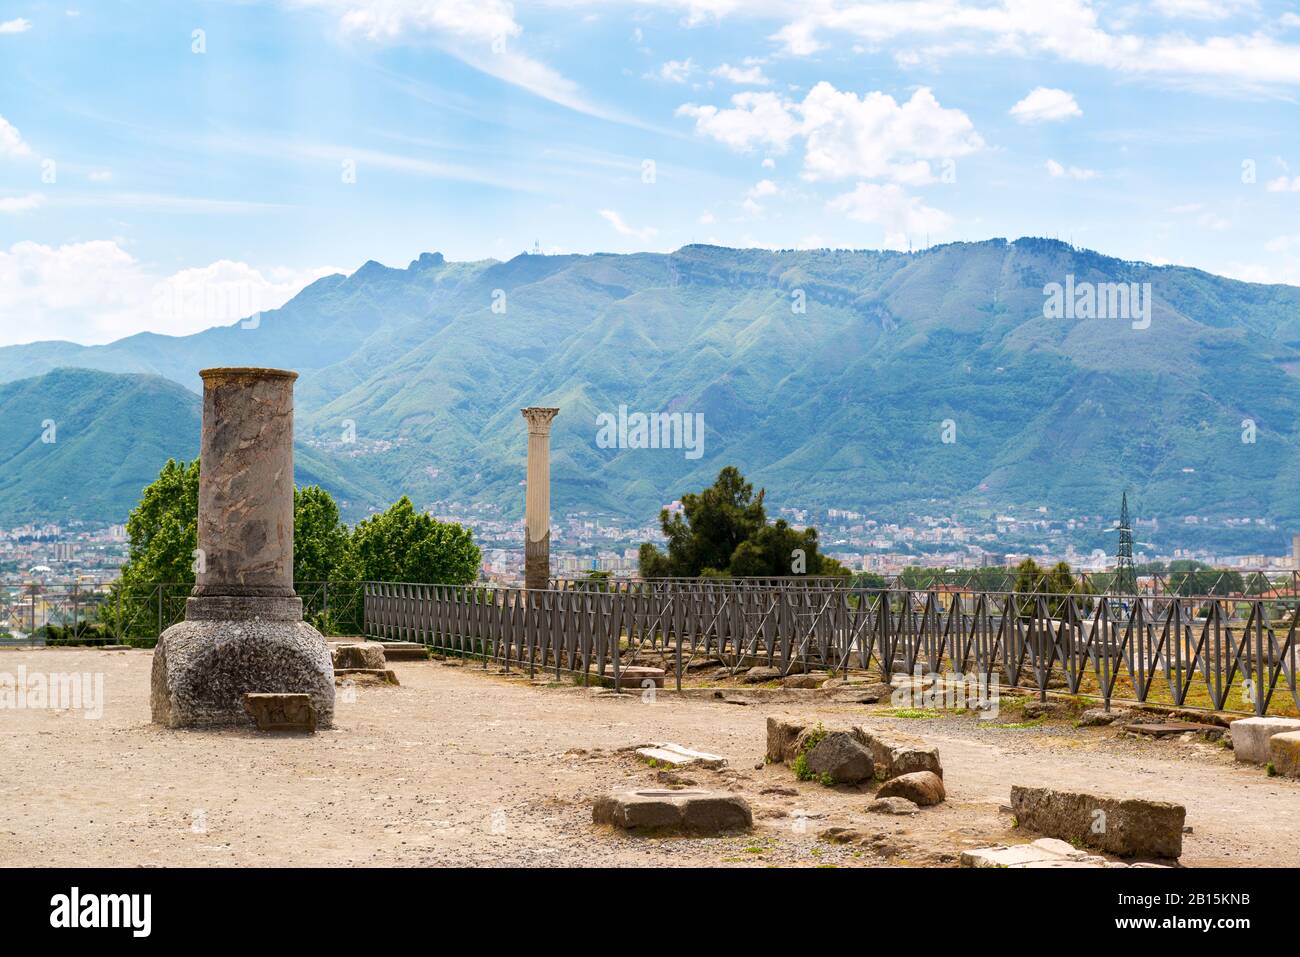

[3,505,1294,589]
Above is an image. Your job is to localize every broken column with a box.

[151,367,334,728]
[521,406,559,591]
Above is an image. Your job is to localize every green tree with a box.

[346,496,481,585]
[294,485,351,583]
[1012,557,1045,618]
[639,466,766,577]
[851,571,888,590]
[99,459,200,641]
[728,520,848,578]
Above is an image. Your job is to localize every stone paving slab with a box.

[1122,721,1222,739]
[962,838,1169,869]
[635,742,727,769]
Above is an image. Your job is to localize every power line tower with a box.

[1113,491,1138,595]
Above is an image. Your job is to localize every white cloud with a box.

[761,157,775,169]
[297,0,516,44]
[1153,0,1255,20]
[598,208,657,241]
[712,62,770,85]
[768,0,1300,89]
[1010,87,1082,123]
[827,182,952,248]
[88,169,112,182]
[742,178,780,215]
[0,239,340,346]
[771,19,823,56]
[290,1,638,126]
[676,91,801,152]
[0,193,43,213]
[0,114,32,159]
[1045,158,1098,180]
[0,18,32,33]
[656,58,696,82]
[799,84,982,182]
[679,83,981,183]
[1266,175,1300,192]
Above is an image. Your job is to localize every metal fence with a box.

[557,569,1300,599]
[364,579,1300,716]
[0,581,365,645]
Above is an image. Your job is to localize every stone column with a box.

[151,368,334,729]
[521,407,559,591]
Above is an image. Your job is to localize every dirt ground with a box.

[2,646,1298,868]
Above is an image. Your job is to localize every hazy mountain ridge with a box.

[0,369,379,524]
[3,238,1299,547]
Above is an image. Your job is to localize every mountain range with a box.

[3,238,1299,552]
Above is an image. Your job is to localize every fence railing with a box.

[0,581,365,645]
[556,569,1300,599]
[364,580,1300,717]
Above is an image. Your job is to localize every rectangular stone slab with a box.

[635,743,726,769]
[592,789,751,833]
[1010,785,1185,859]
[601,666,665,687]
[1230,717,1300,764]
[1122,722,1221,738]
[242,693,317,732]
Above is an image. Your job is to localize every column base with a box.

[151,617,335,729]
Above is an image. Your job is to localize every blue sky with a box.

[2,0,1300,345]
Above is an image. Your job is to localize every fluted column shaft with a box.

[521,407,559,591]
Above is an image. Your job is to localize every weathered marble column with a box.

[521,407,559,591]
[151,368,334,729]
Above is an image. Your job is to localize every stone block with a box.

[332,643,387,670]
[1268,731,1300,778]
[1010,785,1184,859]
[602,665,665,688]
[801,731,874,784]
[868,796,919,815]
[379,642,430,661]
[592,789,752,834]
[856,727,942,780]
[1077,707,1130,727]
[242,692,317,732]
[1230,717,1300,764]
[876,771,945,806]
[766,717,807,764]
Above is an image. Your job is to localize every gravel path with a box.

[1,648,1297,867]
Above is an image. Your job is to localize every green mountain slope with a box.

[0,369,378,524]
[3,239,1299,545]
